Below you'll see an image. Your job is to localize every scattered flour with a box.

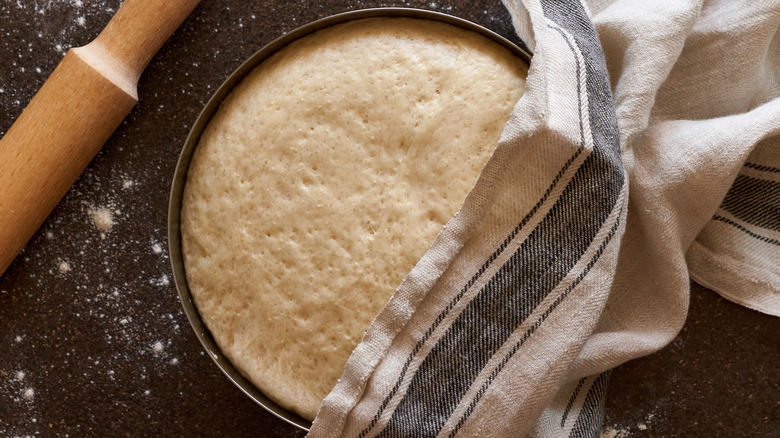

[58,261,71,273]
[151,274,170,287]
[602,414,657,437]
[1,0,190,431]
[87,206,114,232]
[636,412,656,432]
[601,425,631,438]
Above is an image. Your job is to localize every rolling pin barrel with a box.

[0,0,200,276]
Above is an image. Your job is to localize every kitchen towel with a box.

[309,0,780,437]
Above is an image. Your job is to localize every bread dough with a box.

[181,17,527,421]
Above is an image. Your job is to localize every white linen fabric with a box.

[309,1,780,437]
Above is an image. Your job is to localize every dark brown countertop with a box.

[1,1,777,437]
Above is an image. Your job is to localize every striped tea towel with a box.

[309,0,780,437]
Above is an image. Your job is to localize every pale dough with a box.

[181,17,527,421]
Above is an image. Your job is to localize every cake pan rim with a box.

[168,7,532,432]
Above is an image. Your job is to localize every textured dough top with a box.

[181,17,527,421]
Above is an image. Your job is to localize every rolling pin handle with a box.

[0,0,201,276]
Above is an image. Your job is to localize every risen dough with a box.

[181,17,526,421]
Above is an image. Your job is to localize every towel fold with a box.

[310,0,780,436]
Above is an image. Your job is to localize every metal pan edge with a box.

[168,7,531,432]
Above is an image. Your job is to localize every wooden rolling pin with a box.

[0,0,200,276]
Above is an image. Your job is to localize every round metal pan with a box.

[168,7,531,432]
